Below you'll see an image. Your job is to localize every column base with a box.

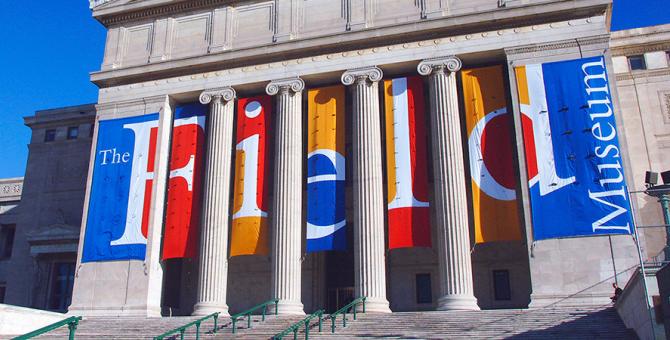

[192,302,229,317]
[436,295,480,311]
[357,297,391,313]
[270,300,305,315]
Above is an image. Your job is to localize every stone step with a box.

[19,305,636,340]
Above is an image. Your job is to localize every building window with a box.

[0,224,15,259]
[628,55,647,71]
[67,126,79,140]
[415,273,432,304]
[493,270,512,301]
[44,129,56,142]
[0,283,5,303]
[49,262,75,312]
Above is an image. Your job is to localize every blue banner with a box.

[516,56,633,240]
[82,113,159,262]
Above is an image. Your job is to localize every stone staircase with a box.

[310,305,637,339]
[13,304,636,339]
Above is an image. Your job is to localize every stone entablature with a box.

[0,178,22,203]
[92,0,609,86]
[95,15,607,104]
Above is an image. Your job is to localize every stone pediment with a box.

[27,223,79,243]
[90,0,142,10]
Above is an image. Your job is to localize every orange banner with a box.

[462,66,522,243]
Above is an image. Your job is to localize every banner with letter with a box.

[306,86,347,252]
[384,76,431,249]
[162,103,207,260]
[230,96,272,256]
[515,56,633,240]
[462,66,523,243]
[82,113,159,262]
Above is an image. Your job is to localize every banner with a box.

[384,76,431,249]
[162,103,207,260]
[306,86,347,252]
[230,96,272,256]
[462,66,522,243]
[82,113,159,262]
[515,56,633,240]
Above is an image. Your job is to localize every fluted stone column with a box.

[193,87,237,316]
[418,56,479,310]
[341,67,391,313]
[266,77,306,315]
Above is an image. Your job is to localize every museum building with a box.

[5,0,661,319]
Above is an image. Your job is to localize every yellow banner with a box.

[462,66,522,243]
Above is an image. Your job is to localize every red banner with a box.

[162,104,207,260]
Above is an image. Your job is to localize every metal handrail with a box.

[329,297,366,333]
[153,312,219,340]
[231,299,279,334]
[273,309,324,340]
[12,316,82,340]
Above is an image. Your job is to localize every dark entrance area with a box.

[324,233,354,313]
[161,258,198,316]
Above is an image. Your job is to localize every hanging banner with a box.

[515,56,633,240]
[306,86,347,252]
[230,96,272,256]
[82,113,159,262]
[162,103,207,260]
[462,66,523,243]
[384,76,431,249]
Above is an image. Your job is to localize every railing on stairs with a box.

[153,312,219,340]
[12,316,82,340]
[231,299,279,334]
[329,297,366,333]
[273,310,324,340]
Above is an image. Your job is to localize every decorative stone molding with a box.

[341,66,383,85]
[616,68,670,81]
[265,77,305,95]
[611,42,670,57]
[417,56,462,75]
[199,87,236,104]
[505,35,609,56]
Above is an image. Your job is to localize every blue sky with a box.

[0,2,105,178]
[0,1,668,179]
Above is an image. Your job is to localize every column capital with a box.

[417,56,462,76]
[266,77,305,96]
[199,87,236,104]
[341,66,383,85]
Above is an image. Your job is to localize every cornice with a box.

[611,42,670,57]
[615,68,670,82]
[95,0,233,26]
[505,34,610,55]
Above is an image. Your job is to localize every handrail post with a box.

[179,328,185,340]
[232,318,237,334]
[67,319,78,340]
[275,299,279,315]
[213,313,218,333]
[343,312,347,328]
[318,314,322,332]
[293,328,298,340]
[195,322,201,340]
[331,315,336,333]
[263,304,267,321]
[363,297,366,313]
[305,320,310,339]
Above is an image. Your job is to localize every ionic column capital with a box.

[417,56,462,76]
[199,87,236,104]
[266,77,305,96]
[341,66,383,86]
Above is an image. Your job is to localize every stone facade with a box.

[611,24,670,261]
[0,104,95,312]
[5,0,664,318]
